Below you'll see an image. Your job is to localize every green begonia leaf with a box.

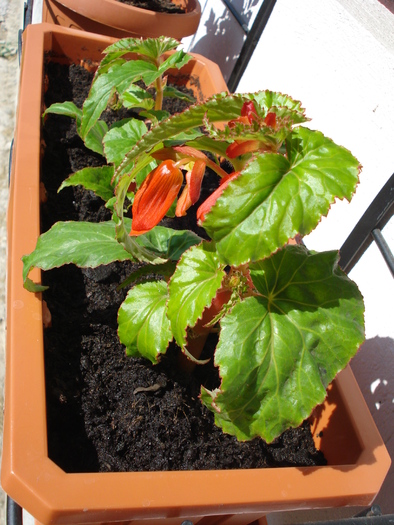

[122,85,155,109]
[163,85,195,102]
[84,119,108,155]
[118,281,172,364]
[139,110,169,124]
[201,245,365,443]
[22,221,202,290]
[58,166,115,202]
[103,36,181,62]
[252,91,306,116]
[164,128,204,147]
[103,119,148,166]
[203,126,361,265]
[167,242,225,349]
[81,60,159,139]
[140,226,203,261]
[158,50,192,74]
[43,101,80,121]
[22,221,136,287]
[43,101,108,155]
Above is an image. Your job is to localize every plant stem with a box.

[178,333,211,374]
[178,289,232,374]
[155,77,163,111]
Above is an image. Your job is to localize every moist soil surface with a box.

[115,0,185,13]
[41,60,326,473]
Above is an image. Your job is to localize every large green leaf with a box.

[103,119,148,166]
[167,242,226,349]
[23,220,203,292]
[118,280,172,364]
[103,36,181,63]
[22,221,137,289]
[252,91,306,116]
[80,60,159,139]
[58,166,115,202]
[201,245,365,443]
[203,126,361,265]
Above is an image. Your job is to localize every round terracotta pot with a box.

[41,0,201,39]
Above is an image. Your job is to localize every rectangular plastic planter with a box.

[1,22,391,525]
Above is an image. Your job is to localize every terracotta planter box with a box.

[1,22,391,525]
[41,0,201,39]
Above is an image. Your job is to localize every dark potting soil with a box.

[115,0,185,14]
[41,61,326,473]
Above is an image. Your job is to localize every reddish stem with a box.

[178,289,232,373]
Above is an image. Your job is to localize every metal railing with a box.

[223,0,278,92]
[339,173,394,277]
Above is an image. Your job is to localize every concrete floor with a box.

[1,0,393,523]
[0,0,22,521]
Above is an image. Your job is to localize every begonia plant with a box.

[23,36,365,444]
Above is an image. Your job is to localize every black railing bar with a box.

[18,29,23,65]
[227,0,277,92]
[23,0,33,29]
[8,137,14,185]
[22,1,28,29]
[6,497,23,525]
[371,228,394,278]
[221,0,250,34]
[339,173,394,273]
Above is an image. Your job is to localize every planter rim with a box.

[46,0,201,38]
[1,22,391,525]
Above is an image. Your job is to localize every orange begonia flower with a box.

[129,160,183,236]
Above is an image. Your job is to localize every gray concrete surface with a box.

[0,0,23,520]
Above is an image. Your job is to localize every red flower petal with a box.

[226,139,261,158]
[188,160,206,204]
[241,100,258,122]
[175,182,192,218]
[175,160,206,217]
[130,160,183,236]
[264,112,277,128]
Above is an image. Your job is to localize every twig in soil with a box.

[133,379,167,394]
